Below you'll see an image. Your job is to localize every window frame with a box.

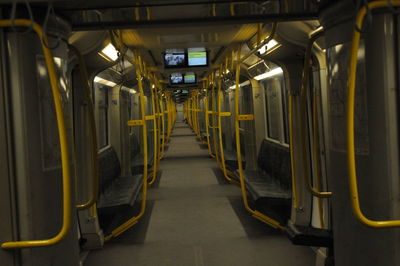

[261,68,289,145]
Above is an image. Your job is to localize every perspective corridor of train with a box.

[0,0,400,266]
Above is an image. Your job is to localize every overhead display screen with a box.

[170,72,183,84]
[184,72,196,84]
[164,49,186,68]
[187,47,207,67]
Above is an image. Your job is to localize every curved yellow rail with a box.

[69,45,99,211]
[233,45,283,230]
[160,93,166,158]
[204,80,214,158]
[1,19,72,249]
[148,79,159,186]
[217,65,238,184]
[347,0,400,228]
[211,73,220,166]
[105,53,149,240]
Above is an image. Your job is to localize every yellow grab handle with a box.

[347,0,400,228]
[105,53,149,240]
[127,120,144,126]
[217,65,238,184]
[1,19,72,249]
[237,114,254,121]
[148,78,159,186]
[204,86,214,158]
[233,44,283,230]
[219,112,231,117]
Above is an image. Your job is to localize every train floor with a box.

[84,122,315,266]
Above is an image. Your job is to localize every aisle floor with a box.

[84,122,315,266]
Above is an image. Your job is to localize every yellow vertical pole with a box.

[204,78,214,158]
[211,72,220,166]
[217,64,236,183]
[104,52,149,241]
[160,93,166,158]
[148,80,159,185]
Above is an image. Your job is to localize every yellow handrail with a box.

[148,80,159,186]
[1,19,72,249]
[195,91,201,139]
[160,93,166,158]
[204,81,214,158]
[233,45,283,230]
[300,28,332,199]
[105,53,149,241]
[347,0,400,228]
[69,45,99,211]
[155,79,162,162]
[217,65,238,184]
[211,73,220,165]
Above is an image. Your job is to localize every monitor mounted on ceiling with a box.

[170,72,184,84]
[164,48,186,68]
[184,72,197,84]
[187,47,208,67]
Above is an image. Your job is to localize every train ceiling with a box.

[1,0,319,102]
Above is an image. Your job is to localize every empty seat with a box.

[97,146,143,209]
[223,137,246,170]
[241,139,291,202]
[224,149,246,170]
[130,133,154,175]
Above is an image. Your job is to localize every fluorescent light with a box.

[54,57,62,68]
[254,67,283,81]
[229,80,251,90]
[99,43,119,61]
[120,86,137,94]
[258,39,279,55]
[94,76,117,87]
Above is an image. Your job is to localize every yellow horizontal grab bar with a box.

[1,19,72,249]
[145,115,155,120]
[219,112,231,117]
[237,114,254,121]
[348,0,400,228]
[127,120,144,126]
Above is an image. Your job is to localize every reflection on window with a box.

[262,65,288,143]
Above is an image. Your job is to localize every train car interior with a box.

[1,1,400,266]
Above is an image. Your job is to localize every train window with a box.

[95,84,109,149]
[260,65,288,143]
